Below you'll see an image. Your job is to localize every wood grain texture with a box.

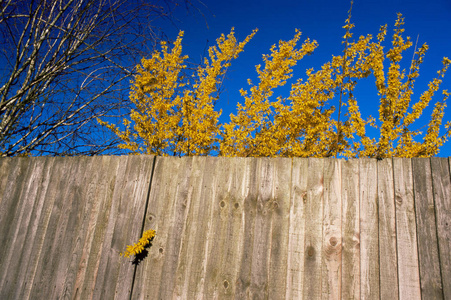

[285,158,308,299]
[247,158,274,299]
[266,158,291,299]
[231,157,258,299]
[0,156,155,300]
[359,158,379,300]
[393,157,421,300]
[322,159,342,300]
[431,158,451,300]
[133,156,293,299]
[71,155,123,300]
[1,157,451,299]
[378,158,399,300]
[132,156,192,300]
[341,159,360,300]
[412,158,443,299]
[92,155,154,300]
[0,157,49,299]
[302,158,324,300]
[172,156,209,299]
[207,157,251,298]
[0,157,13,200]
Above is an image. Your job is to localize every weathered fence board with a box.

[412,158,443,299]
[341,159,360,300]
[394,157,421,299]
[303,158,324,300]
[132,156,191,299]
[176,156,215,299]
[377,158,399,300]
[431,158,451,300]
[223,157,255,299]
[259,158,291,298]
[243,157,270,299]
[431,158,451,299]
[204,157,248,298]
[321,159,342,300]
[72,156,122,300]
[359,158,379,300]
[0,157,54,299]
[1,156,451,299]
[0,156,154,300]
[92,155,154,299]
[285,158,308,299]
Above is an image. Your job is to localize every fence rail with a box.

[0,156,450,299]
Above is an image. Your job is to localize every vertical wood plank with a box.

[412,158,443,299]
[285,158,308,299]
[206,157,255,299]
[172,156,239,299]
[341,159,360,300]
[240,157,291,299]
[377,158,399,300]
[0,157,29,291]
[0,157,31,272]
[202,157,249,298]
[0,157,51,299]
[7,157,56,299]
[50,157,100,299]
[230,157,259,299]
[302,158,324,300]
[431,157,451,300]
[0,157,12,199]
[266,158,291,299]
[322,158,342,300]
[91,155,154,300]
[26,157,89,299]
[172,156,208,299]
[72,155,122,300]
[246,158,273,299]
[185,156,222,299]
[132,156,193,299]
[19,157,74,300]
[359,158,379,300]
[5,155,154,300]
[49,157,97,299]
[393,157,421,299]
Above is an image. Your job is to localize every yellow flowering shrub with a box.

[121,229,156,258]
[100,9,450,158]
[221,30,318,156]
[100,28,256,156]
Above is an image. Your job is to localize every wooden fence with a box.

[0,156,450,299]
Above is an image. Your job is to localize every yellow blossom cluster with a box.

[179,28,257,155]
[120,229,156,258]
[99,28,256,156]
[221,30,318,156]
[100,11,451,158]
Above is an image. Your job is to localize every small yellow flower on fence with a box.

[120,229,156,258]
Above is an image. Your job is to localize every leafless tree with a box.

[0,0,200,156]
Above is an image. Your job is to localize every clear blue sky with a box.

[156,0,451,156]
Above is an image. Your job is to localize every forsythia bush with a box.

[99,8,450,158]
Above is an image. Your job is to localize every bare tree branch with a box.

[0,0,200,156]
